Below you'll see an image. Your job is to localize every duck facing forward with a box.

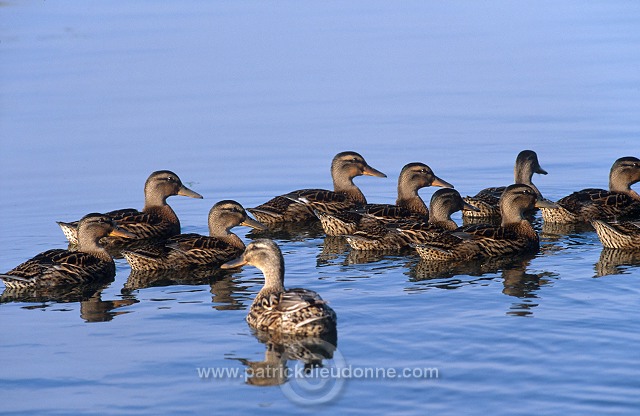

[247,151,386,224]
[463,150,548,218]
[58,170,203,246]
[1,214,134,289]
[541,156,640,223]
[316,162,453,236]
[591,220,640,249]
[345,188,478,251]
[415,184,556,261]
[122,200,265,271]
[221,239,337,336]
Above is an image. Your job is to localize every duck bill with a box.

[109,228,136,239]
[362,165,387,178]
[241,217,267,230]
[177,185,203,199]
[221,256,248,269]
[462,201,480,212]
[536,166,548,175]
[535,198,557,209]
[431,176,454,189]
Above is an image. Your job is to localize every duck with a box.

[1,213,134,289]
[315,162,454,236]
[591,220,640,249]
[540,156,640,223]
[58,170,203,246]
[122,200,266,271]
[345,188,478,251]
[247,151,386,224]
[221,239,337,336]
[463,150,548,218]
[415,184,557,261]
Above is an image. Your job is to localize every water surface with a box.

[1,1,639,415]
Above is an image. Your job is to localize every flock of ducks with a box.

[1,151,639,337]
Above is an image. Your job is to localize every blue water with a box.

[1,1,639,415]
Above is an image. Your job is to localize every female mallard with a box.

[58,170,203,245]
[463,150,548,218]
[247,151,386,224]
[345,188,478,251]
[221,239,337,336]
[540,156,640,223]
[415,184,556,261]
[591,220,640,249]
[1,214,134,289]
[315,162,453,236]
[122,200,265,270]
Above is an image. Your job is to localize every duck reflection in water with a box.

[122,268,249,311]
[232,329,338,387]
[1,284,138,322]
[409,253,555,316]
[595,248,640,277]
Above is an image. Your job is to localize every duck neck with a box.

[610,177,640,200]
[428,203,455,229]
[76,236,112,262]
[144,205,180,226]
[208,219,245,249]
[258,256,286,296]
[397,182,427,215]
[333,173,367,204]
[514,169,543,198]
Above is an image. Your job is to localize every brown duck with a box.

[415,184,556,261]
[247,151,386,224]
[1,214,134,289]
[540,156,640,223]
[316,162,453,236]
[58,170,202,246]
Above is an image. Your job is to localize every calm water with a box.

[1,1,640,415]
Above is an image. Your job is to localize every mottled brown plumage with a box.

[221,239,337,336]
[591,220,640,249]
[464,150,548,218]
[541,157,640,223]
[1,214,134,289]
[345,189,478,250]
[247,151,386,224]
[316,162,453,236]
[415,184,555,261]
[58,170,203,246]
[122,200,265,270]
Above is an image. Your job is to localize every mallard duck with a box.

[247,151,386,224]
[463,150,548,218]
[122,200,265,270]
[541,156,640,223]
[58,170,202,246]
[415,184,557,261]
[345,188,478,250]
[315,162,453,236]
[591,220,640,249]
[1,214,134,289]
[221,239,337,336]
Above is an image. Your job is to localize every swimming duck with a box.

[591,220,640,249]
[122,200,265,271]
[345,188,478,251]
[221,239,337,336]
[315,162,453,236]
[58,170,203,245]
[247,151,386,224]
[1,214,134,289]
[540,156,640,223]
[463,150,548,218]
[415,184,556,261]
